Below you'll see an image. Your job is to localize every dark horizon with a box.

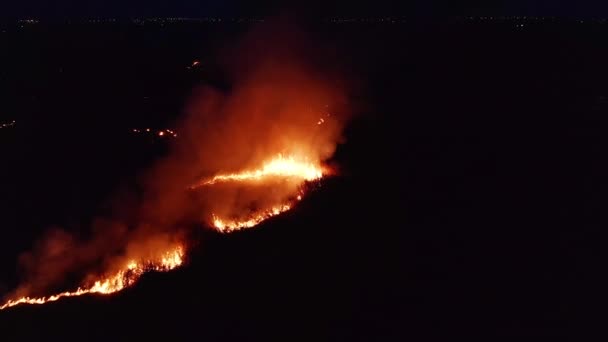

[2,1,608,20]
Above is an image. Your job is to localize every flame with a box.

[0,24,349,313]
[191,154,324,188]
[1,154,327,311]
[189,154,326,232]
[0,154,323,311]
[0,246,184,310]
[212,204,292,233]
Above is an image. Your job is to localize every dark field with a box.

[0,19,603,339]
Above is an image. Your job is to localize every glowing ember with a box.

[191,154,324,188]
[212,204,292,233]
[0,246,184,310]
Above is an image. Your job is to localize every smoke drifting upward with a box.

[2,20,352,308]
[141,19,351,230]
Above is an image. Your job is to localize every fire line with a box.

[0,246,185,310]
[1,154,327,311]
[191,154,326,232]
[190,154,324,188]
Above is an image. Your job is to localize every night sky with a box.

[1,0,608,19]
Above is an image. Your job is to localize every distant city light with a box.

[0,120,16,130]
[131,128,177,138]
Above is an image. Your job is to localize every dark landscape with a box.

[0,15,603,340]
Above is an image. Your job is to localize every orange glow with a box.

[1,26,350,312]
[191,154,326,233]
[212,204,292,233]
[0,246,184,310]
[0,154,325,310]
[192,154,324,188]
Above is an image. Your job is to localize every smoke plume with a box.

[4,19,352,301]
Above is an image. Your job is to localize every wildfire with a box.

[1,154,328,311]
[189,154,326,232]
[191,154,324,188]
[0,28,349,314]
[0,246,184,311]
[0,156,326,311]
[212,204,292,233]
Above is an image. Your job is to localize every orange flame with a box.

[0,246,184,310]
[1,23,350,313]
[212,204,292,233]
[1,157,326,310]
[191,154,324,188]
[190,154,326,232]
